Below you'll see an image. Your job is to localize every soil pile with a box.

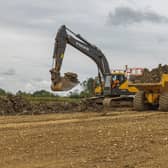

[0,95,32,115]
[131,64,168,83]
[64,72,79,83]
[31,101,80,115]
[0,96,102,115]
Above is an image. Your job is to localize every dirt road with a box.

[0,111,168,168]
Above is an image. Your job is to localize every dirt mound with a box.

[0,95,32,115]
[0,96,102,116]
[31,101,79,115]
[64,72,79,83]
[131,64,168,83]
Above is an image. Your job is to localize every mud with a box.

[0,95,103,115]
[131,64,168,83]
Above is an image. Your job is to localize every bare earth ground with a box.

[0,111,168,168]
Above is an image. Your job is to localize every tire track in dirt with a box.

[0,111,165,129]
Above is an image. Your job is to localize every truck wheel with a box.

[133,91,147,111]
[159,93,168,111]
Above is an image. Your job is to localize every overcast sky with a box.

[1,0,168,93]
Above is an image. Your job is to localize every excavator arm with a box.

[50,25,112,95]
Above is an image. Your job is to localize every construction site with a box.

[1,23,168,168]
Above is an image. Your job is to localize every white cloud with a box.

[108,7,168,26]
[0,77,4,81]
[1,68,16,76]
[24,80,50,93]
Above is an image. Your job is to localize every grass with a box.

[24,96,82,103]
[0,94,83,103]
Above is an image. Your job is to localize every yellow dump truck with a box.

[129,74,168,111]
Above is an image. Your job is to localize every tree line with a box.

[0,77,95,98]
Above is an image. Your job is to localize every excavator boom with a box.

[50,25,112,95]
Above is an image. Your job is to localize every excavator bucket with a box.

[50,69,79,91]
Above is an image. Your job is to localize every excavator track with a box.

[103,97,133,107]
[85,96,134,110]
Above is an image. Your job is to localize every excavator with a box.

[50,25,138,107]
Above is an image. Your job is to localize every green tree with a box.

[80,77,95,97]
[0,88,6,95]
[32,90,55,97]
[16,90,31,96]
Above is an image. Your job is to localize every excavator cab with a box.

[94,72,127,96]
[112,73,126,85]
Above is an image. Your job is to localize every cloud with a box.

[1,0,168,93]
[108,7,168,26]
[24,80,50,93]
[0,0,98,34]
[157,36,168,44]
[2,68,16,76]
[0,77,4,81]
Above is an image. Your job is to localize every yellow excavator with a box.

[50,25,138,107]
